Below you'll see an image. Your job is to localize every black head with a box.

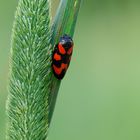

[59,34,73,49]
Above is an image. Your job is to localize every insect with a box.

[52,34,74,80]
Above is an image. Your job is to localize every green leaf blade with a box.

[49,0,82,124]
[52,0,82,45]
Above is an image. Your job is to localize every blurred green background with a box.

[1,0,140,140]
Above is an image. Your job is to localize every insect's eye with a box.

[58,44,66,54]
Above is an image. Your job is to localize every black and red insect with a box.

[52,34,74,80]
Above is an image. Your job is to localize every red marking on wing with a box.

[54,53,61,61]
[67,47,73,55]
[53,63,68,75]
[61,63,68,70]
[58,43,66,54]
[53,65,62,75]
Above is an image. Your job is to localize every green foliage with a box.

[7,0,51,139]
[7,0,82,139]
[49,0,82,123]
